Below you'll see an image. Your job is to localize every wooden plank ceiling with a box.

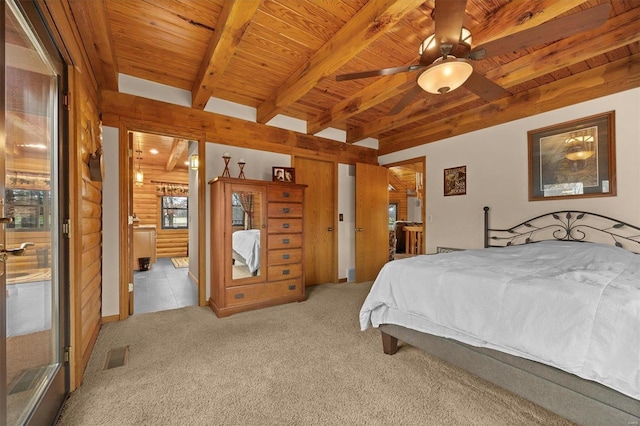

[70,0,640,157]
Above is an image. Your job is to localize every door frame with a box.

[382,156,426,253]
[118,121,207,319]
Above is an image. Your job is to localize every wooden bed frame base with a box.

[379,324,640,426]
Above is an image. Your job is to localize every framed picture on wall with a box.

[272,167,295,183]
[444,166,466,196]
[528,111,616,201]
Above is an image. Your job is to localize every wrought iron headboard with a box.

[483,206,640,253]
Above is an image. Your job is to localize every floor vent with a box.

[8,367,44,395]
[104,346,129,370]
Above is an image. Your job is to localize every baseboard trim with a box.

[338,278,347,283]
[101,314,120,324]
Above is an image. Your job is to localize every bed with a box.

[360,207,640,425]
[232,229,261,274]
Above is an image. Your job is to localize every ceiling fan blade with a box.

[434,0,467,47]
[336,64,425,81]
[462,71,507,102]
[387,85,424,116]
[469,3,611,60]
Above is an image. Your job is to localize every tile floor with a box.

[133,258,198,315]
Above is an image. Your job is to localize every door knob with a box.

[327,227,333,231]
[355,227,363,232]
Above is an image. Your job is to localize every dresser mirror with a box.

[231,189,263,280]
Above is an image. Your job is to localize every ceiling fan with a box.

[336,0,611,115]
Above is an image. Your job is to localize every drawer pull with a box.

[282,254,290,260]
[282,223,290,229]
[282,238,290,244]
[282,207,290,214]
[288,284,297,291]
[282,269,290,275]
[282,192,290,198]
[234,293,244,299]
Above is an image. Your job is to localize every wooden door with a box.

[293,156,336,285]
[355,162,389,282]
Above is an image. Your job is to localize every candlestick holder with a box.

[222,152,231,177]
[238,159,246,179]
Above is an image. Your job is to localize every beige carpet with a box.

[56,282,573,426]
[170,257,189,268]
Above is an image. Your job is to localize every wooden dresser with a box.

[209,177,307,317]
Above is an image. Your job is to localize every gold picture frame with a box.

[528,111,616,201]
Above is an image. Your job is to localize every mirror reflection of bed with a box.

[232,229,259,278]
[231,189,262,280]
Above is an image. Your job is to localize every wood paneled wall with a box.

[133,164,189,258]
[389,190,408,222]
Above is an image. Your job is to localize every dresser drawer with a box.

[268,248,302,265]
[268,202,303,218]
[268,218,302,233]
[268,262,302,281]
[268,233,302,249]
[268,186,304,203]
[225,279,303,306]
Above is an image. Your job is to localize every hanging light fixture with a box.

[190,154,199,170]
[135,137,144,186]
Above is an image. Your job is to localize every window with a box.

[388,203,398,228]
[231,193,245,227]
[161,196,188,229]
[6,189,51,231]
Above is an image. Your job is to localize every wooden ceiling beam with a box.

[470,0,589,45]
[348,7,640,143]
[165,138,187,172]
[100,90,377,166]
[255,0,425,125]
[310,0,586,139]
[191,0,261,110]
[377,53,640,155]
[68,0,119,91]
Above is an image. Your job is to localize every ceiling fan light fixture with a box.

[417,57,473,94]
[418,27,472,56]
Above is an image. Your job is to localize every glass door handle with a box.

[2,242,35,256]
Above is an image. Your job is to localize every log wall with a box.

[389,190,408,222]
[133,164,189,258]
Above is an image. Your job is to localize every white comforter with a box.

[232,229,261,273]
[360,241,640,399]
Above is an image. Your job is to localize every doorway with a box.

[3,0,69,423]
[129,131,199,315]
[385,157,426,258]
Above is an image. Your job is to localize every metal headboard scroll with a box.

[483,206,640,253]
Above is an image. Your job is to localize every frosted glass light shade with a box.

[190,154,199,170]
[135,169,144,186]
[417,58,473,95]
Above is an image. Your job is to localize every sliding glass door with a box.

[2,0,68,424]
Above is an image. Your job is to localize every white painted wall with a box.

[187,141,199,279]
[380,88,640,253]
[101,125,120,317]
[338,164,356,281]
[102,75,639,316]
